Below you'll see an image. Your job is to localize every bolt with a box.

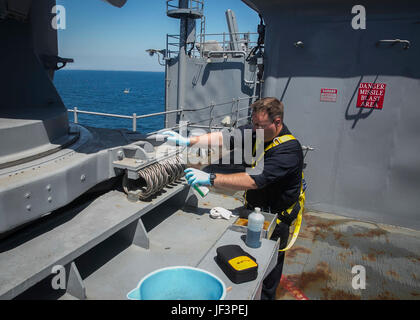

[24,192,31,199]
[294,41,304,48]
[80,174,86,182]
[47,196,52,203]
[46,184,51,192]
[26,205,31,211]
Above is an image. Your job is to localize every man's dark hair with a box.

[250,97,284,122]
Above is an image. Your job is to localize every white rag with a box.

[209,207,236,220]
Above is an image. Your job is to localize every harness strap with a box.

[244,134,296,206]
[251,134,296,168]
[244,134,306,252]
[278,172,305,252]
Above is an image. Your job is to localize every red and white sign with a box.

[356,82,386,109]
[320,88,338,102]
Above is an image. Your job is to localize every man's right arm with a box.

[189,131,223,148]
[162,130,226,149]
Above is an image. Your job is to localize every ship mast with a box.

[167,0,203,123]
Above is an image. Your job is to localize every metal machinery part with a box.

[122,155,185,201]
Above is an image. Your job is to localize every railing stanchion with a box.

[133,113,137,132]
[74,107,78,124]
[236,98,240,128]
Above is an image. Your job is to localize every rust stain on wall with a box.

[362,253,377,262]
[372,290,398,300]
[386,270,400,279]
[338,240,350,249]
[302,215,353,243]
[333,231,343,240]
[286,246,312,259]
[353,228,388,238]
[286,262,331,291]
[321,288,360,300]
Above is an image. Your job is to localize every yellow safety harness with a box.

[244,134,306,252]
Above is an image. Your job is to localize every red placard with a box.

[356,82,386,109]
[320,88,338,102]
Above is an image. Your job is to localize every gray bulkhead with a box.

[0,0,70,165]
[241,0,420,229]
[0,0,131,235]
[165,55,257,129]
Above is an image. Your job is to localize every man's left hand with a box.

[184,168,211,186]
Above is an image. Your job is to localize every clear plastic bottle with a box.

[246,207,264,248]
[193,184,209,198]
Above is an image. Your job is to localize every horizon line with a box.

[60,69,164,73]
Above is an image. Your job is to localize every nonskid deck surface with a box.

[69,193,242,300]
[10,189,245,300]
[1,182,189,300]
[278,211,420,300]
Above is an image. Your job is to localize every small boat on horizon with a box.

[124,88,130,94]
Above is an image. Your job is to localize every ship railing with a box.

[166,32,258,59]
[67,108,182,132]
[166,0,204,13]
[67,95,256,133]
[170,95,256,129]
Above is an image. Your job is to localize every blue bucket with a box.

[127,266,226,300]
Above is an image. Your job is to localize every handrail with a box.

[67,95,256,132]
[182,95,257,111]
[207,50,246,58]
[67,108,133,119]
[68,107,182,132]
[167,32,256,37]
[166,0,204,12]
[136,109,180,119]
[166,32,258,59]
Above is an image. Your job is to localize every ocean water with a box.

[54,70,165,133]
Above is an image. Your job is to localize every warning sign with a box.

[356,82,386,109]
[320,88,338,102]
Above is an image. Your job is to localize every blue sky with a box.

[56,0,260,71]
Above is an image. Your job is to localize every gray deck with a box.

[74,193,244,300]
[278,211,420,300]
[0,181,190,299]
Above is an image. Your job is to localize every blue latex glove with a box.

[161,131,190,146]
[184,168,211,186]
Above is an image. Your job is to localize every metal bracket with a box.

[39,55,74,71]
[132,218,149,249]
[185,188,198,208]
[65,262,86,300]
[302,145,315,158]
[123,218,150,249]
[209,101,215,129]
[294,41,304,48]
[376,39,410,50]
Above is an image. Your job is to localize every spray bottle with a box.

[193,184,209,198]
[246,207,264,248]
